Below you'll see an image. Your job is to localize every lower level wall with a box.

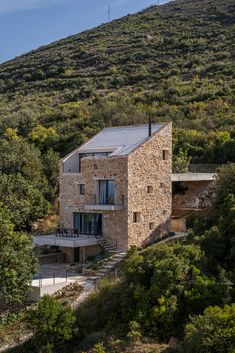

[60,247,74,263]
[171,218,186,233]
[80,245,102,263]
[38,252,65,265]
[60,245,103,264]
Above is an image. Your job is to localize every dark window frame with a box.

[133,212,141,223]
[163,149,169,161]
[99,180,115,205]
[79,184,85,195]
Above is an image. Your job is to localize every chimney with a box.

[148,115,152,137]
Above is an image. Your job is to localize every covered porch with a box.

[33,233,103,264]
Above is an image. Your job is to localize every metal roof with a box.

[79,124,164,156]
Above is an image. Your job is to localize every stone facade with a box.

[60,123,172,253]
[127,123,172,248]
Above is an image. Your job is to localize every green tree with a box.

[123,244,231,339]
[43,149,60,201]
[216,163,235,207]
[0,174,50,230]
[0,203,37,309]
[182,304,235,353]
[173,148,191,172]
[28,124,58,150]
[28,295,76,352]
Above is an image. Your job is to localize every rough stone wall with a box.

[59,164,85,229]
[60,123,172,252]
[82,156,129,251]
[127,123,172,248]
[60,156,129,251]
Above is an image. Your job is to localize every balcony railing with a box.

[173,164,222,174]
[188,164,221,173]
[85,194,124,211]
[55,228,103,238]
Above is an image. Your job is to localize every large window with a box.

[79,152,112,172]
[73,213,102,236]
[99,180,115,205]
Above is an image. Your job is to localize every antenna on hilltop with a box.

[108,4,111,22]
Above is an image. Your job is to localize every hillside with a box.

[0,0,234,156]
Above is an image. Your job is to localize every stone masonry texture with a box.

[60,123,172,252]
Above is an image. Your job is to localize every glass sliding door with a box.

[73,213,102,236]
[99,180,115,205]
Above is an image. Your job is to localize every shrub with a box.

[28,295,76,352]
[127,321,142,342]
[182,304,235,353]
[92,342,107,353]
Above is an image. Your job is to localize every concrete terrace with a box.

[33,234,101,248]
[172,173,216,182]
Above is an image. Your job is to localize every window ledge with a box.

[85,204,124,211]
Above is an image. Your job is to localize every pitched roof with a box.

[78,124,165,156]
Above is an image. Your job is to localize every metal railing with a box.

[55,228,103,238]
[33,269,70,287]
[173,164,222,174]
[188,164,220,173]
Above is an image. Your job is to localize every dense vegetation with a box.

[0,0,234,156]
[0,0,234,232]
[5,165,235,352]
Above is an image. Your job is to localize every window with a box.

[160,183,164,188]
[79,184,85,195]
[122,194,125,206]
[147,185,153,193]
[99,180,115,205]
[79,152,112,172]
[163,210,167,215]
[133,212,141,223]
[149,222,155,230]
[73,213,102,235]
[163,149,169,161]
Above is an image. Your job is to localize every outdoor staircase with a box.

[97,237,118,253]
[95,252,127,279]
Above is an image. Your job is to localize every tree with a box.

[182,304,235,353]
[28,124,58,150]
[28,295,76,352]
[0,174,50,230]
[123,244,231,340]
[173,148,191,172]
[0,203,37,309]
[43,149,60,201]
[215,163,235,207]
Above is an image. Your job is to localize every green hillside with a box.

[0,0,234,156]
[0,0,235,231]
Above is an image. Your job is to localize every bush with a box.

[182,304,235,353]
[28,295,76,352]
[92,342,107,353]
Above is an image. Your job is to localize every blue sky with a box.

[0,0,171,64]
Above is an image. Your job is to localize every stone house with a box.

[56,122,172,262]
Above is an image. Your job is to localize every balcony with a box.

[33,228,103,248]
[85,194,124,211]
[172,164,222,182]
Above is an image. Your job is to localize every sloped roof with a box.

[79,124,165,156]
